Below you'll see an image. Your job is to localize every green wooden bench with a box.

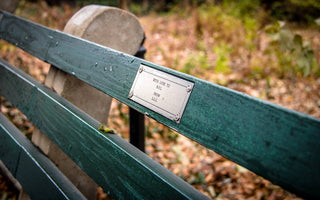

[0,9,319,200]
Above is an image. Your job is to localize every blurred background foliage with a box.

[35,0,320,24]
[1,0,319,199]
[25,0,319,78]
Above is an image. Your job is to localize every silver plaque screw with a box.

[186,85,192,93]
[128,91,133,98]
[139,66,144,73]
[174,114,180,122]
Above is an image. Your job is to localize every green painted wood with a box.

[0,58,208,200]
[0,113,86,200]
[0,11,320,199]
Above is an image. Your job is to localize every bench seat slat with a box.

[0,11,320,199]
[0,113,86,200]
[0,58,208,199]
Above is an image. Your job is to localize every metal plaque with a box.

[128,64,194,123]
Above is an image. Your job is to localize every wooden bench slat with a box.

[0,113,86,200]
[0,58,208,199]
[1,11,320,199]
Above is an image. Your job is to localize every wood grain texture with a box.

[0,113,85,200]
[0,11,320,199]
[0,58,208,200]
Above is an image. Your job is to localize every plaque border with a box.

[128,64,194,123]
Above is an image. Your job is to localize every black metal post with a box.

[130,45,146,152]
[129,107,145,152]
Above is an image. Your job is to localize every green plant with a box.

[129,3,143,15]
[222,0,260,19]
[167,131,179,142]
[117,103,129,124]
[181,51,210,74]
[181,56,196,74]
[213,43,232,74]
[195,2,260,54]
[265,21,319,77]
[188,172,206,185]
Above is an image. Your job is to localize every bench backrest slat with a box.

[0,58,208,199]
[0,112,86,200]
[0,11,320,199]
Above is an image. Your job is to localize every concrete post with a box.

[0,0,19,13]
[31,5,144,199]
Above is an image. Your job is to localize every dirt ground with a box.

[1,1,319,199]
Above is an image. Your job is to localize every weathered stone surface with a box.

[64,5,144,55]
[0,0,19,13]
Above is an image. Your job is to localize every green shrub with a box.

[265,21,319,77]
[213,43,232,74]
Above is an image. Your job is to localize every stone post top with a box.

[0,0,19,13]
[64,5,145,55]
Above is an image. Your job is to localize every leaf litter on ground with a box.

[1,1,319,199]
